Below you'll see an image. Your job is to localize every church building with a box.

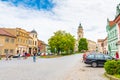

[75,24,96,52]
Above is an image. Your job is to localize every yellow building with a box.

[29,29,38,53]
[87,39,96,52]
[75,24,84,52]
[97,39,104,53]
[1,28,39,55]
[97,37,108,53]
[0,28,16,56]
[75,23,97,52]
[27,34,33,54]
[77,24,84,41]
[3,28,30,54]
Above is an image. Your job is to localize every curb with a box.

[104,72,120,80]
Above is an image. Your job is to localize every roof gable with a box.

[0,29,16,37]
[109,21,116,27]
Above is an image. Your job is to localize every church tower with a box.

[116,3,120,16]
[77,23,84,41]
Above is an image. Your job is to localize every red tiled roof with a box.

[0,29,16,37]
[97,39,104,42]
[103,37,107,41]
[114,14,120,23]
[109,21,116,27]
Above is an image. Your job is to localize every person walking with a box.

[33,50,37,62]
[5,52,9,60]
[116,51,119,60]
[17,50,21,59]
[0,50,2,60]
[82,52,87,62]
[22,50,27,59]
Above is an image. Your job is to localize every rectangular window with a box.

[11,38,14,43]
[5,37,9,42]
[10,49,14,54]
[21,39,22,42]
[35,41,37,45]
[28,40,30,44]
[33,35,34,38]
[4,49,8,54]
[26,40,27,44]
[18,38,19,42]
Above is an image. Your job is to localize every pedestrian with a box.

[17,50,21,59]
[22,50,27,59]
[33,50,37,62]
[106,51,108,55]
[116,51,119,60]
[0,50,2,60]
[24,52,27,59]
[82,52,87,62]
[5,52,9,60]
[8,52,12,60]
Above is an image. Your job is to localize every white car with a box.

[41,52,48,56]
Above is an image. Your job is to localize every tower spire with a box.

[77,23,84,41]
[116,3,120,16]
[78,23,83,28]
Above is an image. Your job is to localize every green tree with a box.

[48,30,75,55]
[78,38,88,52]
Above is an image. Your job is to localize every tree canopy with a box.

[78,38,88,52]
[48,30,75,55]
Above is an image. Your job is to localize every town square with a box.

[0,0,120,80]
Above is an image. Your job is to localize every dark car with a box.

[84,53,115,67]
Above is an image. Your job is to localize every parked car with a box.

[26,53,31,57]
[41,52,48,56]
[37,52,41,56]
[84,53,115,67]
[12,54,20,58]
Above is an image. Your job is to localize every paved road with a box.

[64,56,108,80]
[0,54,108,80]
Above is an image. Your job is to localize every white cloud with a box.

[0,0,119,43]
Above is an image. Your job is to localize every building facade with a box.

[29,29,38,53]
[0,29,16,56]
[0,28,41,56]
[106,4,120,57]
[97,39,104,53]
[106,20,118,57]
[87,39,96,52]
[77,24,84,41]
[75,23,96,52]
[38,40,46,53]
[97,37,108,54]
[114,4,120,57]
[4,28,30,54]
[103,37,108,54]
[75,24,84,52]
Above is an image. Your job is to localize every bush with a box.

[116,60,120,74]
[104,60,120,75]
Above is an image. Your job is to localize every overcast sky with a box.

[0,0,119,43]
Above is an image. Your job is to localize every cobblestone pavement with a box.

[0,54,108,80]
[64,57,108,80]
[0,54,80,80]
